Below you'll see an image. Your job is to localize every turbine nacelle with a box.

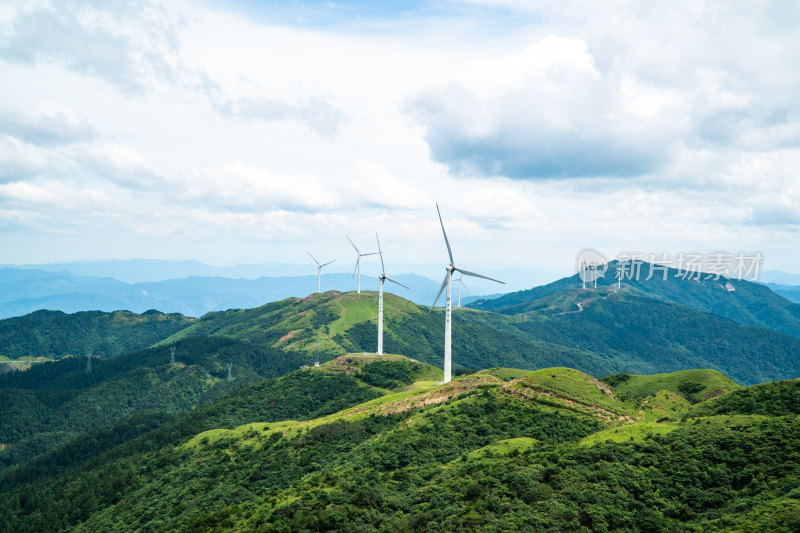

[347,235,378,293]
[428,203,505,383]
[375,233,408,355]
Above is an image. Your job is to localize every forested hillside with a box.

[2,358,799,532]
[0,309,190,359]
[470,261,800,339]
[163,290,800,386]
[0,337,310,473]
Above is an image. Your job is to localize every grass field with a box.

[611,369,742,400]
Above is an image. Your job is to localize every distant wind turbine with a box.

[307,252,335,294]
[429,204,504,383]
[455,273,469,307]
[347,235,378,294]
[376,233,408,355]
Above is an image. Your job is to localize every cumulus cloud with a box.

[0,103,96,146]
[407,36,676,179]
[181,162,340,213]
[0,1,183,93]
[407,3,800,182]
[77,144,163,190]
[0,136,53,183]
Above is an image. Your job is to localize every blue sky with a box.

[1,0,799,280]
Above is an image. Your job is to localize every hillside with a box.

[163,289,800,386]
[470,261,800,339]
[2,360,800,532]
[0,309,191,360]
[0,336,310,473]
[5,285,800,388]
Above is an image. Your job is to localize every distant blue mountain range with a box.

[0,266,492,318]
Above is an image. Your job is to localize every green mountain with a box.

[3,358,799,532]
[470,261,800,339]
[161,289,800,386]
[0,336,310,473]
[5,284,800,390]
[0,309,191,359]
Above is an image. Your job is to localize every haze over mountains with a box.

[2,259,799,320]
[0,259,533,318]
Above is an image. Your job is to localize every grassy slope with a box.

[158,288,800,386]
[610,369,742,400]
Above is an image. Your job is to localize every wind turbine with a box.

[307,252,335,294]
[429,204,504,383]
[347,235,378,294]
[455,273,469,307]
[376,233,408,355]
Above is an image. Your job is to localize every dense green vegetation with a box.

[3,277,800,390]
[3,273,800,531]
[470,261,800,339]
[0,309,190,359]
[150,289,800,386]
[603,369,741,403]
[0,336,311,474]
[3,360,800,532]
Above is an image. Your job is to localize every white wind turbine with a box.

[376,234,408,355]
[307,252,335,294]
[429,204,504,383]
[455,273,469,307]
[347,235,378,294]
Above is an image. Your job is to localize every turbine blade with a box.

[427,275,448,316]
[436,203,455,265]
[384,275,409,289]
[352,257,359,278]
[321,260,336,267]
[376,234,385,275]
[361,252,379,257]
[307,252,319,265]
[455,267,505,284]
[460,279,470,293]
[346,235,359,254]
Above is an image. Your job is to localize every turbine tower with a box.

[226,362,233,381]
[307,252,335,294]
[347,235,378,294]
[429,204,504,383]
[170,345,175,366]
[376,233,408,355]
[455,273,469,307]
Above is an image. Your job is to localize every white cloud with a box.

[407,35,677,179]
[0,1,185,93]
[0,135,52,182]
[0,102,96,146]
[0,0,798,272]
